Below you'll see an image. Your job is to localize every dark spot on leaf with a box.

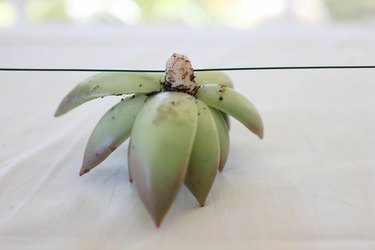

[219,97,224,101]
[91,85,100,93]
[112,116,115,120]
[198,112,201,116]
[139,84,142,87]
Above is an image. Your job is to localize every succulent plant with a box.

[55,53,263,227]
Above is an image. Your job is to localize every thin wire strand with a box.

[0,65,375,73]
[0,68,163,73]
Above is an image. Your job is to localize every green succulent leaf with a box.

[195,71,233,88]
[196,83,263,139]
[210,108,230,172]
[185,100,220,206]
[129,92,198,227]
[80,94,148,176]
[55,73,163,116]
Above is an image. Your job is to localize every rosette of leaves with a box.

[55,53,263,227]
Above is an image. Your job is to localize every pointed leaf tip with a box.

[258,128,264,139]
[79,169,89,176]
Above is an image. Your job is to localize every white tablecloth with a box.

[1,26,375,249]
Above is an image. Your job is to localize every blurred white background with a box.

[1,0,375,30]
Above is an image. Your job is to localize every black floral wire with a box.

[0,65,375,73]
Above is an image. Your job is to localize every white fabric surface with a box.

[1,26,375,249]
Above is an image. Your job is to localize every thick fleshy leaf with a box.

[129,92,198,227]
[79,94,148,176]
[185,100,220,206]
[195,72,232,128]
[195,71,233,88]
[55,72,162,116]
[210,108,230,172]
[196,83,263,139]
